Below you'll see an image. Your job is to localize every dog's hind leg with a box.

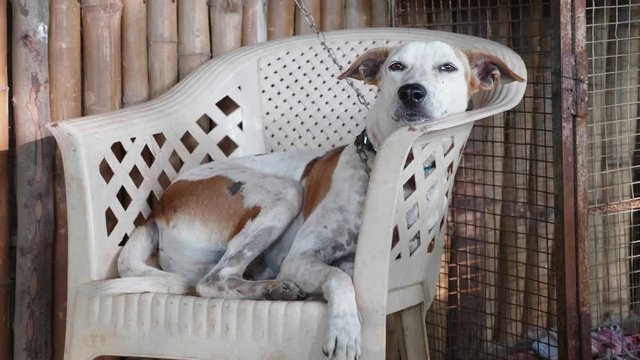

[195,182,307,301]
[111,220,190,294]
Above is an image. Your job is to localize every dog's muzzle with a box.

[398,83,427,108]
[396,83,430,123]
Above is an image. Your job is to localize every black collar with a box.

[354,129,376,154]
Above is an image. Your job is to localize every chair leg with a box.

[400,303,429,360]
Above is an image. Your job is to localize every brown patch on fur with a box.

[454,48,484,98]
[457,48,525,97]
[301,146,345,219]
[154,175,260,242]
[461,49,525,95]
[300,157,319,180]
[231,206,261,238]
[338,47,392,86]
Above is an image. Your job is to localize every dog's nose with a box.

[398,84,427,106]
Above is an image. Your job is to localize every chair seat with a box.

[70,282,329,359]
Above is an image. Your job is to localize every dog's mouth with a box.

[393,107,434,124]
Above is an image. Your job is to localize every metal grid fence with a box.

[397,0,640,358]
[587,0,640,359]
[395,0,557,358]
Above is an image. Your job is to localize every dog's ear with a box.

[464,50,525,91]
[338,47,391,85]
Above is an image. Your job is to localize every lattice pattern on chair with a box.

[389,131,468,290]
[98,87,249,247]
[259,40,402,152]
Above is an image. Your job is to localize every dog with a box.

[108,40,524,360]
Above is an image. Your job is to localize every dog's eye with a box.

[439,63,458,72]
[388,62,405,71]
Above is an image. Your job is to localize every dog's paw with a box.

[266,280,308,301]
[322,310,361,360]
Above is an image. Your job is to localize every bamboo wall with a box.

[3,1,391,359]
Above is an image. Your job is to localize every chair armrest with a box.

[47,50,267,297]
[353,70,526,352]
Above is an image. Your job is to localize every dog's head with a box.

[338,41,525,148]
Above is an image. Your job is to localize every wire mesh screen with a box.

[395,1,557,358]
[587,0,640,358]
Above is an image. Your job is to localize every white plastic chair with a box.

[49,28,526,360]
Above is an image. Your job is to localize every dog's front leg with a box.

[279,255,361,360]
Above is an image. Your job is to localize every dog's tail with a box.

[88,220,190,297]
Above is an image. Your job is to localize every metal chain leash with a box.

[354,130,371,176]
[294,0,374,176]
[294,0,370,110]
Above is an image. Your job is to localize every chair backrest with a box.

[50,29,527,309]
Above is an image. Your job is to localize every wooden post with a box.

[122,0,149,106]
[321,0,344,31]
[345,0,370,29]
[242,0,267,46]
[148,0,178,98]
[552,0,591,356]
[267,0,295,40]
[82,0,123,115]
[295,0,321,35]
[12,1,55,359]
[178,0,211,79]
[0,1,10,359]
[371,0,390,27]
[49,1,82,359]
[210,0,243,57]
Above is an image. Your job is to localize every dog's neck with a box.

[364,92,402,151]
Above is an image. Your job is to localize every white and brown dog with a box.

[109,41,524,360]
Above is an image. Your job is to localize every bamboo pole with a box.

[371,0,389,27]
[242,0,267,46]
[82,0,123,115]
[268,0,295,40]
[12,1,55,359]
[0,1,10,359]
[148,0,178,98]
[345,0,370,29]
[295,0,321,35]
[122,0,149,106]
[82,4,122,358]
[50,1,81,359]
[321,0,344,31]
[179,0,211,79]
[210,0,242,57]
